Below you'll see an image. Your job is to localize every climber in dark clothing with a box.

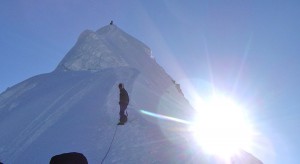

[118,83,129,125]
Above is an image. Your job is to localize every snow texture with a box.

[0,24,262,164]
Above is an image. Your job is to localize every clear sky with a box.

[1,0,300,163]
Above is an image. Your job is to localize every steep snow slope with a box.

[0,68,197,164]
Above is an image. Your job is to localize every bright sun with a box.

[190,93,255,159]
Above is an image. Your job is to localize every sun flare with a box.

[190,93,255,159]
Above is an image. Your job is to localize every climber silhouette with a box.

[118,83,129,125]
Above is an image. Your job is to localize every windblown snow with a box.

[0,24,262,164]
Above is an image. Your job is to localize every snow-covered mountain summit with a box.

[55,23,173,94]
[56,24,154,72]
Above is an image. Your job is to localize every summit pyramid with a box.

[56,24,153,71]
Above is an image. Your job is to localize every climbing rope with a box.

[100,125,118,164]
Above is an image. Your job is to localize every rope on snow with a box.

[101,125,118,164]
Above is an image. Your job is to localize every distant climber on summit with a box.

[118,83,129,125]
[110,20,113,25]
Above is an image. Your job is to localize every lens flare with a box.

[139,93,256,160]
[190,93,256,159]
[140,109,190,124]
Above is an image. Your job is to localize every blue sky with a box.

[1,0,300,163]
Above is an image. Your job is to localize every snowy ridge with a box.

[55,24,171,94]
